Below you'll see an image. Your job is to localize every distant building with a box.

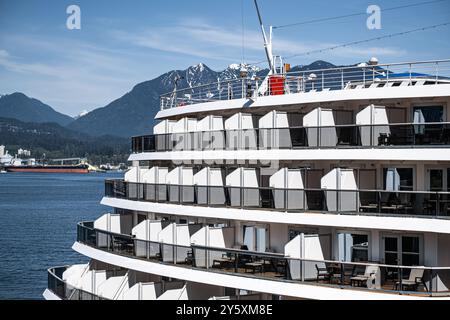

[17,148,31,157]
[0,145,13,165]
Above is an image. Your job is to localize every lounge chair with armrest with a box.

[395,268,425,291]
[350,265,378,287]
[315,263,330,282]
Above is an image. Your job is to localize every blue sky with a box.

[0,0,449,116]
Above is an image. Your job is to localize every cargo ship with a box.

[5,157,92,174]
[5,163,89,174]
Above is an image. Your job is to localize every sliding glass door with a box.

[382,235,421,266]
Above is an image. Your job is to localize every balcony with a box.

[77,221,450,297]
[47,264,197,300]
[47,266,106,300]
[105,179,450,219]
[131,122,450,154]
[160,59,450,110]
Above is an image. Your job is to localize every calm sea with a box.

[0,172,122,300]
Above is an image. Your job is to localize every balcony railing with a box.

[77,221,450,297]
[105,180,450,218]
[160,59,450,110]
[47,266,106,300]
[131,122,450,153]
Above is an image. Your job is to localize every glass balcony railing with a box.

[159,59,450,110]
[47,266,106,300]
[105,180,450,219]
[77,221,450,297]
[131,122,450,153]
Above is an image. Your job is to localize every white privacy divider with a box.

[94,213,121,234]
[122,282,162,300]
[270,168,306,210]
[259,110,289,128]
[159,223,202,263]
[285,234,331,281]
[226,168,259,207]
[157,283,188,300]
[259,110,291,149]
[197,115,225,150]
[132,220,162,240]
[173,117,198,150]
[97,273,129,300]
[153,120,176,135]
[124,166,139,183]
[303,107,337,147]
[225,113,257,149]
[132,220,169,258]
[194,167,226,205]
[173,117,198,133]
[77,270,108,294]
[321,168,359,212]
[62,264,89,289]
[196,115,224,131]
[191,226,235,268]
[356,105,390,146]
[166,167,194,202]
[141,167,169,183]
[125,166,153,198]
[141,167,169,201]
[94,213,127,249]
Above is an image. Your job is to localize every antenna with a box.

[171,75,184,108]
[253,0,275,74]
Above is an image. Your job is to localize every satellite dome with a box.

[368,57,379,65]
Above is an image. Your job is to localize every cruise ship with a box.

[43,10,450,301]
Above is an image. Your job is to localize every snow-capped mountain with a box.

[74,110,89,120]
[69,61,337,138]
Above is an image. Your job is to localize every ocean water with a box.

[0,172,122,300]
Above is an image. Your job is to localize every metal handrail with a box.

[131,121,450,139]
[47,266,108,300]
[160,59,450,97]
[105,179,450,196]
[159,59,450,110]
[77,221,450,271]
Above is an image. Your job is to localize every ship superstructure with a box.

[44,2,450,300]
[44,56,450,300]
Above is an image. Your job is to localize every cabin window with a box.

[413,106,443,123]
[383,168,414,191]
[430,169,444,191]
[448,169,450,191]
[338,233,369,262]
[401,236,421,266]
[382,235,422,266]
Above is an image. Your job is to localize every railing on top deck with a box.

[160,59,450,110]
[104,179,450,219]
[131,122,450,153]
[77,221,450,297]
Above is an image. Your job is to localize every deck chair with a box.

[350,265,378,287]
[315,263,330,282]
[395,268,425,291]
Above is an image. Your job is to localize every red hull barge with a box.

[5,165,89,174]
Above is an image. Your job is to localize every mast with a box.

[253,0,275,74]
